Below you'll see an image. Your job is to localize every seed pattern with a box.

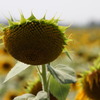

[4,21,65,65]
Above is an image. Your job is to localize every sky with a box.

[0,0,100,25]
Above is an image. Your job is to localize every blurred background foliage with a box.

[0,21,100,100]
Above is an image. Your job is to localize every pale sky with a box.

[0,0,100,25]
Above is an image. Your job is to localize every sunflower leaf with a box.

[62,48,72,61]
[47,64,76,84]
[13,93,35,100]
[14,91,48,100]
[3,61,30,83]
[65,51,72,61]
[50,76,70,100]
[33,91,48,100]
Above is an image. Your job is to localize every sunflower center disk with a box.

[4,21,64,65]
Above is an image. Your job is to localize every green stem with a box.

[36,65,50,100]
[41,64,48,91]
[41,64,50,100]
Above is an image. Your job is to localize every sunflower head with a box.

[81,57,100,100]
[2,13,68,65]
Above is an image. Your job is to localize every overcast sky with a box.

[0,0,100,25]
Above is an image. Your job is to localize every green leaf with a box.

[3,61,30,83]
[65,51,72,61]
[50,76,70,100]
[33,91,48,100]
[13,93,35,100]
[62,48,72,61]
[14,91,48,100]
[47,64,76,84]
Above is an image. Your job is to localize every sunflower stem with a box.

[41,64,50,100]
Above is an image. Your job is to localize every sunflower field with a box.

[0,14,100,100]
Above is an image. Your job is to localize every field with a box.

[0,26,100,100]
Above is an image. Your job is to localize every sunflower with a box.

[76,57,100,100]
[0,13,69,65]
[0,55,16,74]
[3,91,19,100]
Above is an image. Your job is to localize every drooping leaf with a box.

[13,93,35,100]
[3,61,30,83]
[50,76,70,100]
[47,64,76,84]
[33,91,48,100]
[13,91,48,100]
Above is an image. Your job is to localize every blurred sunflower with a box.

[3,91,19,100]
[0,13,70,65]
[0,54,16,74]
[75,57,100,100]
